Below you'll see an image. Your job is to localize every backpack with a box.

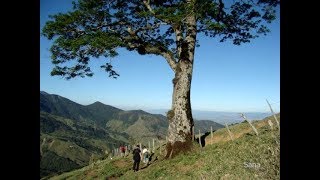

[121,146,125,152]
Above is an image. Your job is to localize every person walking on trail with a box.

[120,145,126,157]
[127,144,131,154]
[132,145,141,172]
[142,146,149,164]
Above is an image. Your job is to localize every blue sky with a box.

[40,0,280,113]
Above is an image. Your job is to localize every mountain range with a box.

[40,91,224,178]
[146,109,272,124]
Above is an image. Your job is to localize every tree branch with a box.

[142,0,172,25]
[173,25,183,59]
[124,28,177,72]
[162,52,177,72]
[143,0,154,14]
[145,45,177,72]
[134,22,166,34]
[184,0,197,63]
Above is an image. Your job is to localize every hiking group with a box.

[132,145,150,172]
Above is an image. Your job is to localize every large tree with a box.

[42,0,279,158]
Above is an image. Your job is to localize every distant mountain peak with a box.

[40,91,49,95]
[91,101,105,105]
[86,101,123,112]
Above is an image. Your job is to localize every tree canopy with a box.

[42,0,279,79]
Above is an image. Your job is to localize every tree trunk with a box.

[165,0,196,158]
[165,60,194,158]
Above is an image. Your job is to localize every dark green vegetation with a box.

[49,114,280,180]
[40,91,223,178]
[194,120,224,133]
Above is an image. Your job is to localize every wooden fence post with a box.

[192,126,195,141]
[153,139,155,153]
[225,123,234,141]
[240,113,259,136]
[266,99,280,129]
[268,119,274,130]
[210,126,213,139]
[40,137,46,156]
[90,154,94,167]
[199,130,202,148]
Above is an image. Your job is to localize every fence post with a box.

[225,123,234,141]
[268,119,274,130]
[210,126,213,139]
[199,130,202,148]
[159,140,162,155]
[240,113,259,136]
[153,139,155,153]
[164,140,167,155]
[169,147,173,159]
[40,137,46,156]
[192,126,195,141]
[90,154,94,164]
[266,99,280,129]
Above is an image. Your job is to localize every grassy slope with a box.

[40,112,128,178]
[47,114,280,180]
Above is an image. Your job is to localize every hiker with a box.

[142,146,149,164]
[132,145,141,172]
[120,145,126,157]
[127,145,131,154]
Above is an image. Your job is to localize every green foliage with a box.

[42,0,279,79]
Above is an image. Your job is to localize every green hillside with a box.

[194,120,224,133]
[40,91,94,124]
[40,112,127,178]
[47,114,280,180]
[40,91,224,179]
